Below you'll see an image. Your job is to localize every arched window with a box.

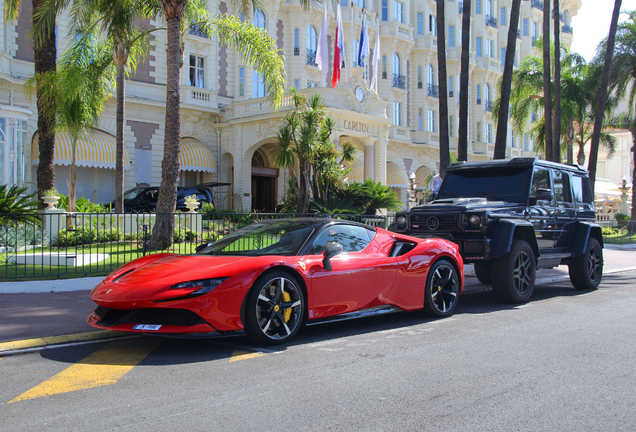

[393,53,400,75]
[418,66,422,84]
[485,83,491,103]
[477,84,481,103]
[428,64,435,85]
[307,26,317,52]
[294,28,299,54]
[254,8,266,30]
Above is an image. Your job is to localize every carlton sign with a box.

[343,120,369,133]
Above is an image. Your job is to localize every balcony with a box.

[531,0,544,11]
[393,73,406,89]
[486,15,498,28]
[428,84,439,98]
[294,47,300,56]
[562,24,573,35]
[307,49,317,66]
[485,100,493,112]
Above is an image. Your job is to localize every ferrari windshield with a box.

[197,220,315,256]
[437,167,533,203]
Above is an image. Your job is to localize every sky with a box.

[571,0,636,62]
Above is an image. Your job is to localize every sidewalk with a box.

[1,245,635,350]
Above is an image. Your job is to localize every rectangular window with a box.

[532,21,538,38]
[253,71,265,97]
[239,67,244,96]
[449,26,455,46]
[418,108,423,131]
[294,79,299,90]
[476,37,482,57]
[449,76,453,94]
[523,18,528,36]
[487,39,494,58]
[393,102,401,126]
[429,15,437,35]
[307,82,318,88]
[382,0,388,21]
[501,7,506,26]
[417,13,424,35]
[476,0,482,14]
[501,47,506,66]
[477,122,482,141]
[189,55,205,88]
[427,110,435,132]
[395,2,404,24]
[449,116,454,137]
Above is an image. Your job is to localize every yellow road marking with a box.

[229,349,267,362]
[0,331,124,352]
[8,338,161,403]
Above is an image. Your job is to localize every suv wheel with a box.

[568,237,603,290]
[491,239,536,304]
[474,263,491,285]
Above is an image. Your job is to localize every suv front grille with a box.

[409,214,460,232]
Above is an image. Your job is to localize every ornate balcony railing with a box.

[188,24,210,38]
[476,98,482,105]
[531,0,544,11]
[428,84,439,98]
[449,90,454,98]
[382,71,387,79]
[485,100,493,112]
[393,73,406,89]
[418,81,423,89]
[562,24,573,35]
[486,15,498,28]
[294,47,300,56]
[307,49,317,66]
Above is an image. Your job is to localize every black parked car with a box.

[118,182,229,213]
[390,158,603,303]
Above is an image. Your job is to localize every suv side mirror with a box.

[535,188,553,201]
[322,242,343,271]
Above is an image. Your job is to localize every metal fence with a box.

[0,212,394,280]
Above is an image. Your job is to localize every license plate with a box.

[133,324,162,331]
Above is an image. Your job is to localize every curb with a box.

[0,331,128,356]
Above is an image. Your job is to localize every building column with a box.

[376,127,388,185]
[363,139,375,182]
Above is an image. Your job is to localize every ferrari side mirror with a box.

[195,243,210,252]
[322,242,343,271]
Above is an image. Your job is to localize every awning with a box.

[342,160,364,183]
[594,178,623,199]
[414,166,434,189]
[31,130,130,170]
[180,137,216,173]
[386,162,409,188]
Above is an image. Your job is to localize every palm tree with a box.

[606,10,636,224]
[5,0,57,203]
[493,0,521,160]
[588,0,622,195]
[552,0,561,163]
[457,0,471,162]
[542,1,553,162]
[436,0,449,176]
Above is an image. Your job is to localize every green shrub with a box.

[56,195,111,213]
[602,227,619,235]
[0,223,49,249]
[174,228,198,243]
[0,184,40,224]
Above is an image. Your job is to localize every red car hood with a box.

[92,254,289,304]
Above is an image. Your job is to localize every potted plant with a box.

[184,194,199,213]
[41,188,60,209]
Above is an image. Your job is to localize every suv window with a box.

[437,167,532,203]
[553,170,572,204]
[530,166,551,198]
[572,174,593,204]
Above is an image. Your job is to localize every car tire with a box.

[423,259,461,318]
[568,237,603,290]
[244,271,304,345]
[474,262,491,285]
[491,239,536,304]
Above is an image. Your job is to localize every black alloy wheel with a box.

[569,237,603,290]
[423,259,460,318]
[491,239,536,304]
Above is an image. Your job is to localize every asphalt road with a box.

[2,272,635,431]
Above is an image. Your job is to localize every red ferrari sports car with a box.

[89,218,464,345]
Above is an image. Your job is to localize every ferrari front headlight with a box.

[171,277,228,296]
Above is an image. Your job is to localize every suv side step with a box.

[537,252,573,268]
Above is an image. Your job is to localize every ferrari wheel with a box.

[423,259,460,318]
[244,271,304,345]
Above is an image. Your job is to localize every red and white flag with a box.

[315,1,329,75]
[332,3,346,88]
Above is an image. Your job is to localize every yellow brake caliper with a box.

[282,290,292,322]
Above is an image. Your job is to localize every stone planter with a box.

[185,201,199,213]
[41,196,60,209]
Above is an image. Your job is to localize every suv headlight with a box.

[464,213,486,230]
[396,215,408,230]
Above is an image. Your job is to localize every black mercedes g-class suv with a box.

[390,158,603,303]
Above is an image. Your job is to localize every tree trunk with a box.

[542,3,553,161]
[151,1,186,250]
[494,0,521,160]
[458,0,471,162]
[552,0,561,163]
[589,0,622,195]
[114,43,128,214]
[32,0,57,206]
[437,0,449,177]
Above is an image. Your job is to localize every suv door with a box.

[571,174,595,221]
[528,166,557,250]
[552,169,576,251]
